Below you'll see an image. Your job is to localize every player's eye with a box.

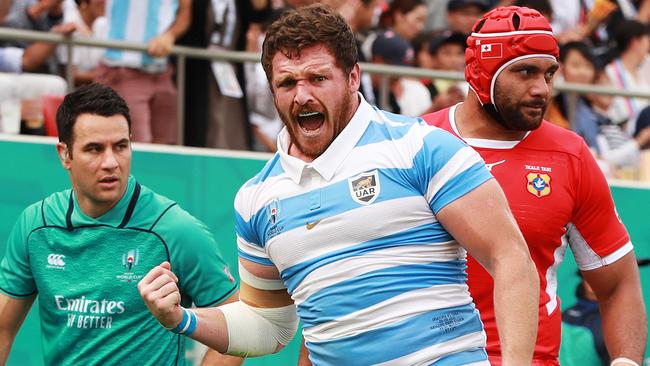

[278,79,296,88]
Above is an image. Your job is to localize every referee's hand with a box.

[138,262,183,329]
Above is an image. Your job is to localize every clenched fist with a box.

[138,262,184,328]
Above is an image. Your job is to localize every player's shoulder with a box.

[128,183,194,231]
[525,121,588,157]
[240,154,283,191]
[234,154,284,216]
[34,188,74,227]
[421,107,452,129]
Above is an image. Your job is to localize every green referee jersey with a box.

[0,176,237,365]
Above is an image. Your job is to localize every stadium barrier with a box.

[1,27,650,146]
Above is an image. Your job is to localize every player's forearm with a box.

[492,254,539,366]
[0,330,18,364]
[181,307,231,353]
[599,278,647,364]
[201,347,244,366]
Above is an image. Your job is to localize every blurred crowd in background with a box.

[0,0,649,180]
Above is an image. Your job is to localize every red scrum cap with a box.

[465,6,559,106]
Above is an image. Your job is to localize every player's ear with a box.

[56,142,71,169]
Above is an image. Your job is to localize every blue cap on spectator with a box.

[371,31,415,66]
[447,0,491,12]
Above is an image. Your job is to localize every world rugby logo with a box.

[348,170,381,205]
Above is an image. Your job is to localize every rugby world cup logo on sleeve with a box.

[348,170,381,205]
[268,198,280,224]
[481,43,502,59]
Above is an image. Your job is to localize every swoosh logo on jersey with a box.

[485,160,506,171]
[306,219,322,230]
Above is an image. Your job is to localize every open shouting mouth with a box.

[297,111,325,134]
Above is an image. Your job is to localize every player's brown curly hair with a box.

[261,4,358,85]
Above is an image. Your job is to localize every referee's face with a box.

[58,113,132,218]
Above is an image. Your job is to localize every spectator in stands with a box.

[95,0,191,145]
[244,14,282,152]
[549,0,619,46]
[547,41,650,176]
[0,22,75,73]
[381,0,428,42]
[202,0,272,150]
[413,31,436,70]
[361,0,427,63]
[547,41,599,132]
[57,0,106,86]
[604,19,650,134]
[0,22,74,135]
[371,30,432,116]
[635,104,650,148]
[2,0,64,46]
[424,30,468,113]
[588,70,650,176]
[446,0,491,35]
[1,0,66,74]
[514,0,552,21]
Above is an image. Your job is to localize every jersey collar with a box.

[449,103,530,149]
[277,93,372,184]
[67,175,138,228]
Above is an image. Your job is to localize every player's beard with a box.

[493,89,548,132]
[279,90,355,160]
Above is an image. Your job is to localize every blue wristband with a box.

[167,308,198,336]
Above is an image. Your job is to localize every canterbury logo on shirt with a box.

[47,254,66,269]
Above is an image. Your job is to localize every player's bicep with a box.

[239,258,293,308]
[581,251,641,300]
[437,178,528,274]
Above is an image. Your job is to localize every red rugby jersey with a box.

[423,105,631,362]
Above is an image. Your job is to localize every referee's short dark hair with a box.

[56,83,131,152]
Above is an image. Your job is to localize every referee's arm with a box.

[0,294,35,364]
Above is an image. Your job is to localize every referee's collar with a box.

[68,175,138,228]
[277,93,373,184]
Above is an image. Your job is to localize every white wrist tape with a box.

[219,301,299,357]
[610,357,640,366]
[238,263,286,290]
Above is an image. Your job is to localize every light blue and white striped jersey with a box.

[234,96,493,366]
[103,0,178,70]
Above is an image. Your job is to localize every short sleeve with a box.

[413,125,493,214]
[157,206,237,307]
[0,204,40,298]
[569,142,631,271]
[234,188,275,267]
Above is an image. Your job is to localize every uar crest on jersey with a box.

[348,170,381,205]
